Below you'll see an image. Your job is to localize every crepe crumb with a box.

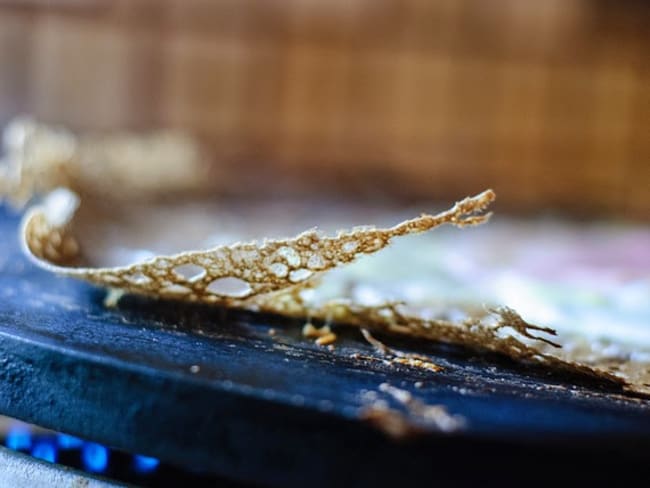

[315,332,338,346]
[392,357,442,372]
[361,383,466,440]
[360,406,425,440]
[302,322,338,346]
[361,328,442,372]
[302,322,330,338]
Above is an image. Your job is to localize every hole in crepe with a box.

[269,262,289,278]
[277,246,301,267]
[307,254,325,269]
[289,269,313,283]
[173,264,207,282]
[206,277,253,298]
[124,272,151,285]
[342,241,358,253]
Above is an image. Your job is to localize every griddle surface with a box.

[1,206,649,486]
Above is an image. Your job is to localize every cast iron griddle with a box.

[1,205,649,486]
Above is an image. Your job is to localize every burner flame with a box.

[31,439,57,463]
[82,442,109,473]
[57,433,83,449]
[6,423,32,451]
[5,420,160,477]
[134,454,160,473]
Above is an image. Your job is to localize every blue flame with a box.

[6,425,32,450]
[57,433,83,449]
[133,454,160,473]
[82,442,109,473]
[4,421,164,476]
[31,440,57,463]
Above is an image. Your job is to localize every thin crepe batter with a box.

[2,118,649,396]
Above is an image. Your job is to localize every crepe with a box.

[2,118,649,396]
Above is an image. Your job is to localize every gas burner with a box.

[1,418,242,487]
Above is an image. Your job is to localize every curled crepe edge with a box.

[21,188,496,305]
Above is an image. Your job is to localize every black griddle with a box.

[1,205,650,487]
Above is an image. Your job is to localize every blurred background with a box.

[0,3,649,485]
[0,0,648,218]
